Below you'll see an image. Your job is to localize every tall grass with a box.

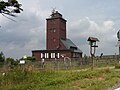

[0,66,120,90]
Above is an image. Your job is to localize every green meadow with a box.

[0,65,120,90]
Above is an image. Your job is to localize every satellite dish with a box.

[117,30,120,41]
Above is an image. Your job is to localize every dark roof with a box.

[87,37,99,42]
[46,11,66,22]
[61,39,82,53]
[51,11,62,18]
[32,49,72,53]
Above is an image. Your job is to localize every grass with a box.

[115,63,120,69]
[0,66,120,90]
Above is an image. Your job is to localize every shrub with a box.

[103,68,111,73]
[115,64,120,69]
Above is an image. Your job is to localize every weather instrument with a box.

[117,30,120,41]
[87,37,99,67]
[87,37,99,57]
[117,30,120,57]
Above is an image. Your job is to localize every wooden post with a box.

[119,46,120,58]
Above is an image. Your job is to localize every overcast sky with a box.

[0,0,120,59]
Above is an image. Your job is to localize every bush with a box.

[20,56,36,62]
[0,62,4,67]
[5,57,19,68]
[115,64,120,69]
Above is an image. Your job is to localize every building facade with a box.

[32,11,82,60]
[46,11,66,50]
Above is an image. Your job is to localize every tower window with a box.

[53,29,56,32]
[50,29,56,32]
[53,38,56,42]
[53,21,55,24]
[50,20,55,24]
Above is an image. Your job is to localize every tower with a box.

[32,10,82,60]
[46,11,67,50]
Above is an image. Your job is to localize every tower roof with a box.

[51,11,62,18]
[46,10,66,22]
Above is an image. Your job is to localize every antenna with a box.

[51,7,56,14]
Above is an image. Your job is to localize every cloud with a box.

[0,3,48,59]
[68,17,116,56]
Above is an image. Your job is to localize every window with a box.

[51,53,55,58]
[41,53,43,58]
[45,53,49,58]
[41,53,45,58]
[56,53,60,58]
[50,20,55,24]
[58,53,60,58]
[53,29,56,32]
[45,53,47,58]
[53,21,55,24]
[47,53,49,58]
[51,53,53,58]
[53,53,55,58]
[50,29,56,33]
[53,38,56,42]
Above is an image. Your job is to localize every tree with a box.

[0,0,23,17]
[0,51,5,62]
[20,56,36,62]
[6,57,18,66]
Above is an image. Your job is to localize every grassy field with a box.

[0,65,120,90]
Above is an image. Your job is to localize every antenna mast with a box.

[52,7,56,14]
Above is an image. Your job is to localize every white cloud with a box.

[69,17,115,37]
[0,2,47,59]
[68,17,116,56]
[103,20,114,31]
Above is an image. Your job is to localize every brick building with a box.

[32,11,82,60]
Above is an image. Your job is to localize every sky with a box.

[0,0,120,59]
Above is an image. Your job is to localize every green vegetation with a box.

[0,51,5,62]
[0,0,23,16]
[20,56,36,62]
[115,63,120,69]
[0,55,120,90]
[0,66,120,90]
[0,52,5,67]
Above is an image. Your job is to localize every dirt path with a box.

[107,84,120,90]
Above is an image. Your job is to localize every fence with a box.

[1,55,120,70]
[22,55,120,70]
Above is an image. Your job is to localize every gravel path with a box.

[107,84,120,90]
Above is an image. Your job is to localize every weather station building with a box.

[32,10,82,60]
